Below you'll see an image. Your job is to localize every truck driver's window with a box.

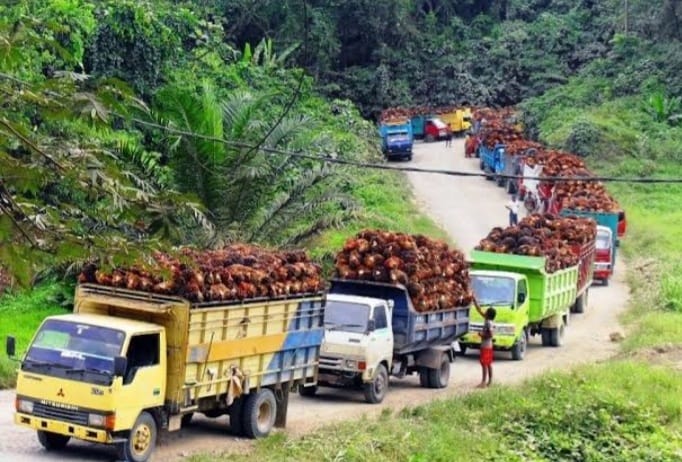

[373,307,388,330]
[517,280,528,307]
[124,333,160,385]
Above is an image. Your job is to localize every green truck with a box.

[459,250,583,360]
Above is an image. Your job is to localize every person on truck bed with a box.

[473,297,496,388]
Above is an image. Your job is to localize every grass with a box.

[189,362,682,462]
[0,282,70,388]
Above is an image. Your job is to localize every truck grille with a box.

[33,402,89,426]
[468,322,483,333]
[319,356,343,368]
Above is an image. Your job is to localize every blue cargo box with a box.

[328,279,470,355]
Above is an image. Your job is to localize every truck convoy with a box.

[459,214,596,360]
[379,119,414,161]
[300,230,472,403]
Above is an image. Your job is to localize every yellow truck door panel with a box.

[114,366,165,430]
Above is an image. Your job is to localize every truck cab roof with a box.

[46,313,163,335]
[470,269,526,281]
[326,293,387,308]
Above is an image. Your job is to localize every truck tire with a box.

[242,389,277,438]
[229,397,245,436]
[407,154,413,161]
[603,278,609,287]
[37,431,70,451]
[541,328,551,347]
[425,134,435,142]
[117,411,157,462]
[298,384,318,397]
[511,329,528,361]
[419,367,430,387]
[427,355,451,389]
[548,324,565,347]
[496,176,505,187]
[479,160,485,170]
[573,291,587,314]
[363,364,388,404]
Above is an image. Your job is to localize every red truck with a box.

[594,225,614,285]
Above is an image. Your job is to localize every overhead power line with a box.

[119,114,682,184]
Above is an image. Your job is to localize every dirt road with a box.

[0,139,629,461]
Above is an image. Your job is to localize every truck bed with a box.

[469,251,578,323]
[570,240,596,296]
[75,284,325,410]
[328,280,470,355]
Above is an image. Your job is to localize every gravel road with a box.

[0,138,630,461]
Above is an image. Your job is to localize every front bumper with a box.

[15,412,113,444]
[460,332,517,350]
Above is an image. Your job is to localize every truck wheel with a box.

[407,154,413,161]
[603,278,609,287]
[425,134,435,142]
[181,412,194,427]
[496,176,505,187]
[573,291,587,314]
[511,329,528,361]
[37,431,70,451]
[427,355,451,389]
[548,324,565,347]
[242,389,277,438]
[117,411,157,462]
[479,160,485,170]
[541,328,551,347]
[298,384,318,397]
[229,397,245,436]
[419,367,430,388]
[363,364,388,404]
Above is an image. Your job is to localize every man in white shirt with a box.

[505,195,520,226]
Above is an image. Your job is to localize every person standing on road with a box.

[505,195,520,226]
[473,297,496,388]
[445,124,453,147]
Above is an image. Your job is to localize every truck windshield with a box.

[387,133,409,142]
[324,301,369,333]
[596,233,611,250]
[23,319,125,385]
[471,275,515,306]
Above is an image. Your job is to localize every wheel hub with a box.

[132,424,151,455]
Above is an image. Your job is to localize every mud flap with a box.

[274,387,289,428]
[415,346,454,369]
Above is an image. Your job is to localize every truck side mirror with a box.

[366,319,376,333]
[6,336,16,357]
[113,356,127,377]
[517,293,526,304]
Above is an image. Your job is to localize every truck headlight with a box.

[496,324,516,335]
[88,413,106,427]
[16,398,33,414]
[345,360,357,369]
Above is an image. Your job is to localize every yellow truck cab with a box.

[7,284,325,462]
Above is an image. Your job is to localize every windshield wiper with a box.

[66,367,111,376]
[325,323,365,331]
[23,359,52,369]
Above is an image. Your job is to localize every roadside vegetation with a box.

[190,362,682,462]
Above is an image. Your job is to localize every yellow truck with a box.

[437,107,472,136]
[6,283,325,461]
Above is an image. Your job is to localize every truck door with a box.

[369,305,393,367]
[116,333,166,429]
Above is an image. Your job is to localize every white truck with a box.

[299,280,470,404]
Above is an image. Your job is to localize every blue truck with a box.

[379,120,414,161]
[303,279,470,403]
[479,142,521,192]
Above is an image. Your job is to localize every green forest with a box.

[1,0,681,459]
